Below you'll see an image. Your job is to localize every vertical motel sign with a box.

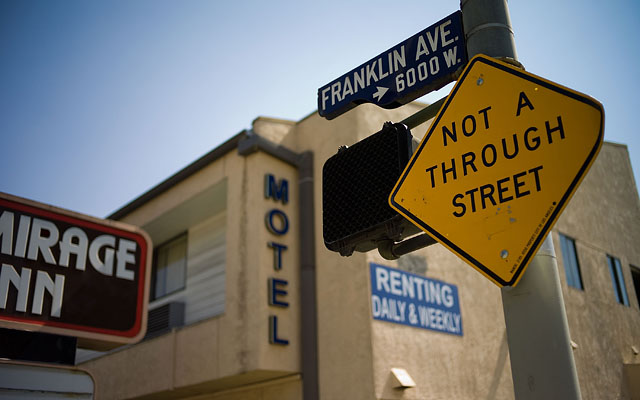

[318,11,467,120]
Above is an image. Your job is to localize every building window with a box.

[631,266,640,308]
[559,234,583,290]
[607,255,629,306]
[152,233,187,300]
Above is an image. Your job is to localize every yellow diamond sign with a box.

[389,54,604,287]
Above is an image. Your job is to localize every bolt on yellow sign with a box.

[389,54,604,287]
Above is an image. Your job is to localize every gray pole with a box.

[502,236,581,399]
[460,1,582,398]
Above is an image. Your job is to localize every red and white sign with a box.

[0,192,152,349]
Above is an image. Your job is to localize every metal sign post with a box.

[318,1,588,396]
[460,0,583,398]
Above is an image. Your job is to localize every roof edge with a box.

[108,131,247,220]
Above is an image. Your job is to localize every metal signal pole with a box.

[460,0,582,398]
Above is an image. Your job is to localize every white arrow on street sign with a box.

[373,86,389,102]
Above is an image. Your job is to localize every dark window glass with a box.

[152,234,187,300]
[559,234,583,290]
[630,265,640,308]
[607,255,629,306]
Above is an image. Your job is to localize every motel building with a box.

[75,102,640,399]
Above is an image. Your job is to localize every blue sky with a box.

[1,0,639,218]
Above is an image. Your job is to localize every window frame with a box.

[606,254,629,306]
[559,233,584,290]
[630,265,640,309]
[151,232,188,301]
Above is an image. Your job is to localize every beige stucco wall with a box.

[195,375,302,400]
[366,249,512,400]
[288,104,515,400]
[81,103,640,400]
[224,150,300,374]
[289,103,434,400]
[554,142,640,400]
[83,145,302,399]
[288,106,640,400]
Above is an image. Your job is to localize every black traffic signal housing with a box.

[322,122,421,256]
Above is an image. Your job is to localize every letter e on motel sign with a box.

[389,55,604,287]
[0,193,152,349]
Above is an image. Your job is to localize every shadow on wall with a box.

[486,330,509,400]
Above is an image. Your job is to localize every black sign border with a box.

[390,54,604,286]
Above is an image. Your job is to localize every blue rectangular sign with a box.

[318,11,467,120]
[370,263,462,336]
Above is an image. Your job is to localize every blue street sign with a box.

[369,263,463,336]
[318,11,467,120]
